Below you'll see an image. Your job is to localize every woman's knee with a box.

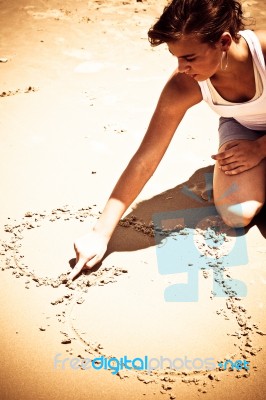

[215,200,264,228]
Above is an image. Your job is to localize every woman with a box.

[69,0,266,280]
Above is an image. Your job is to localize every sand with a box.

[0,1,265,399]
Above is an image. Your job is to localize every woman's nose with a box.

[178,59,190,73]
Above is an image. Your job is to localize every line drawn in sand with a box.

[0,203,264,397]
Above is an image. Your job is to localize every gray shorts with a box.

[218,117,266,148]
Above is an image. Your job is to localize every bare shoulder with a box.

[162,70,203,110]
[254,30,266,60]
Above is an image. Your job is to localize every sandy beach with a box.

[0,1,266,399]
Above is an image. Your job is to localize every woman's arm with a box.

[69,73,202,279]
[211,30,266,176]
[94,73,202,238]
[257,134,266,159]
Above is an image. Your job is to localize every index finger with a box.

[68,258,86,281]
[211,149,233,161]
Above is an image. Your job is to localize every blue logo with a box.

[218,359,249,371]
[153,174,248,302]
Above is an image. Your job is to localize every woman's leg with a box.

[213,141,266,228]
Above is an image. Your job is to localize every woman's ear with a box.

[219,32,232,51]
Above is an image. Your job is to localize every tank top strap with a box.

[240,30,266,75]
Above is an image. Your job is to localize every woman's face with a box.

[167,34,223,81]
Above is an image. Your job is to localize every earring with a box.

[220,51,229,71]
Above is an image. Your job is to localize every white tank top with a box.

[198,30,266,131]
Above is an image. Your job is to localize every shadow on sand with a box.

[70,165,265,274]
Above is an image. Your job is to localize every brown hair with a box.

[148,0,247,46]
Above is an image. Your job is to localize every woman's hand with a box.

[68,230,109,280]
[211,139,264,175]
